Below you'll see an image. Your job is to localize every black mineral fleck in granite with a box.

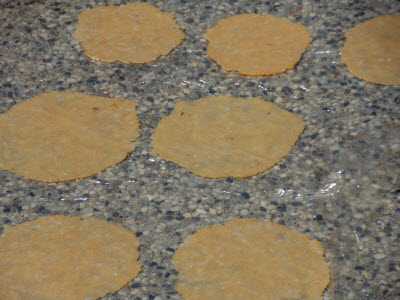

[0,0,400,299]
[240,191,250,199]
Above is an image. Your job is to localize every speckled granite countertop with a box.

[0,0,399,299]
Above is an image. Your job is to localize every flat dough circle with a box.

[0,215,142,300]
[341,15,400,85]
[74,2,185,64]
[204,14,312,76]
[0,92,140,182]
[173,218,330,300]
[152,96,305,178]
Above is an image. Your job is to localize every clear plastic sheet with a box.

[0,0,399,299]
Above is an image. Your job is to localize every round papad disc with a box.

[74,2,185,64]
[152,96,305,178]
[0,92,140,182]
[204,14,312,76]
[0,215,142,300]
[341,15,400,85]
[173,218,330,300]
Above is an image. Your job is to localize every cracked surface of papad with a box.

[74,2,185,64]
[0,215,142,300]
[341,15,400,85]
[152,96,304,178]
[173,218,330,300]
[0,92,140,182]
[204,14,312,76]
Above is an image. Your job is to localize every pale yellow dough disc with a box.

[341,15,400,85]
[0,215,142,300]
[0,92,140,182]
[204,14,312,76]
[173,218,330,300]
[152,96,305,178]
[74,2,185,64]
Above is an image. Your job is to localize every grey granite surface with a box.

[0,0,399,299]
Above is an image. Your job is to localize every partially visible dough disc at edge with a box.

[0,92,140,182]
[173,218,331,300]
[0,215,142,300]
[204,14,312,76]
[74,2,185,64]
[152,96,305,178]
[341,15,400,85]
